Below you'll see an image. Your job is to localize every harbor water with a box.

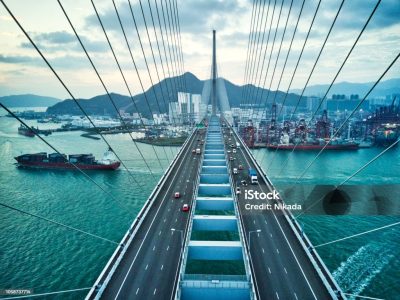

[0,108,399,299]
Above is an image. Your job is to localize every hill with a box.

[0,94,61,107]
[46,72,305,117]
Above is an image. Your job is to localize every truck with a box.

[196,148,201,154]
[248,168,258,184]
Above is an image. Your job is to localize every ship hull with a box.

[18,129,35,137]
[15,160,120,170]
[266,144,359,150]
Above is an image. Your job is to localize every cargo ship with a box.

[18,124,35,137]
[266,133,359,150]
[15,148,120,170]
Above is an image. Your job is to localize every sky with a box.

[0,0,399,99]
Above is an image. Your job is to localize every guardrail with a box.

[86,129,197,300]
[230,124,346,300]
[225,136,257,300]
[174,128,205,300]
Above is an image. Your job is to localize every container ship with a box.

[266,133,359,150]
[18,124,35,137]
[15,149,120,170]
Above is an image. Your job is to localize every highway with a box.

[100,128,205,299]
[224,124,334,300]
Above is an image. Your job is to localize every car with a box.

[192,149,196,154]
[232,149,237,153]
[230,144,235,148]
[182,204,189,212]
[229,157,234,161]
[227,150,232,153]
[241,180,248,186]
[233,168,238,174]
[238,165,244,170]
[235,187,241,195]
[174,192,180,198]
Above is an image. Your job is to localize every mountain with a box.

[0,94,61,107]
[46,72,305,117]
[291,78,400,98]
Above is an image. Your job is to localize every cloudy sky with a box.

[0,0,399,99]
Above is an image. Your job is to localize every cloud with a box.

[19,30,108,53]
[0,54,41,64]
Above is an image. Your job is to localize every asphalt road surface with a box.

[224,126,333,300]
[101,129,205,300]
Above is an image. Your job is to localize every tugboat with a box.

[18,124,35,137]
[15,148,120,170]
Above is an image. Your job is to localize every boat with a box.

[374,124,399,147]
[18,124,35,137]
[266,133,359,150]
[14,148,120,170]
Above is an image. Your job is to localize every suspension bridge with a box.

[0,0,399,300]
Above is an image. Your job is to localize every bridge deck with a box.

[95,129,205,300]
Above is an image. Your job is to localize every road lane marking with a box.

[270,233,273,238]
[284,267,287,274]
[153,245,156,251]
[262,248,265,253]
[276,292,279,299]
[145,264,148,270]
[265,220,268,224]
[153,288,157,295]
[294,293,298,300]
[164,218,166,223]
[159,230,162,236]
[175,218,178,222]
[268,267,271,274]
[167,245,169,251]
[136,288,139,295]
[253,220,255,224]
[161,265,164,271]
[276,248,280,254]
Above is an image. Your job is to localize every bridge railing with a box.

[231,125,346,300]
[86,129,197,300]
[225,139,257,300]
[174,130,204,300]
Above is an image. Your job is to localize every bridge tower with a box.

[211,30,217,116]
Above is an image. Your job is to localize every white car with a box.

[233,168,238,174]
[233,149,237,153]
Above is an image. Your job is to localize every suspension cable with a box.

[250,0,284,121]
[295,137,400,218]
[311,221,400,249]
[91,0,168,173]
[59,0,161,182]
[243,0,270,107]
[242,0,263,107]
[153,0,181,126]
[241,0,258,111]
[0,0,147,192]
[266,0,345,170]
[274,0,383,177]
[0,201,119,245]
[1,104,135,215]
[295,51,399,182]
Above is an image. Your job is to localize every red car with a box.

[182,204,189,212]
[174,192,180,199]
[238,165,244,170]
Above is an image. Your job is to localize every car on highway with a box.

[233,168,238,174]
[241,180,248,186]
[229,157,234,161]
[233,149,237,153]
[182,204,189,212]
[227,150,231,153]
[235,187,241,195]
[192,149,196,154]
[174,192,181,198]
[238,164,244,170]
